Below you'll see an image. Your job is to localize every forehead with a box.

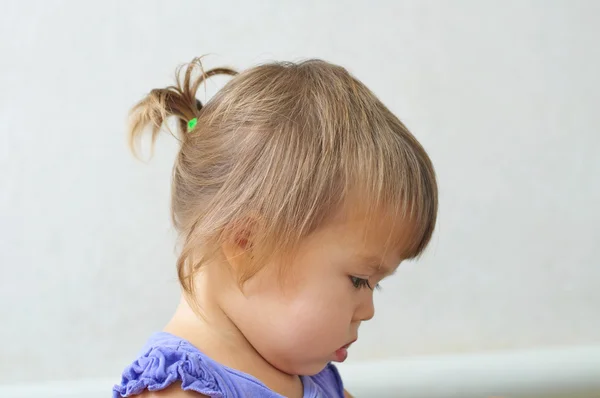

[326,207,416,270]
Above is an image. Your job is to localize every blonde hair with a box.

[128,57,438,293]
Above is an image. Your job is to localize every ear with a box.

[221,217,257,271]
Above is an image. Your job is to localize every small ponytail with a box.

[128,57,237,157]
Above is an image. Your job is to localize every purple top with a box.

[113,332,345,397]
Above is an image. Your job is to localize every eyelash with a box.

[350,276,380,291]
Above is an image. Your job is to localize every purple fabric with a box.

[113,332,345,397]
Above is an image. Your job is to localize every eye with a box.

[349,276,380,290]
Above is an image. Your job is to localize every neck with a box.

[164,269,304,398]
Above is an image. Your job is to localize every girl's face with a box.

[221,212,412,376]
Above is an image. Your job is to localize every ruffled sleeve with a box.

[112,345,225,397]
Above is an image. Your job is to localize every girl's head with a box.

[129,57,437,375]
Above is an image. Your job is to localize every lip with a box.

[334,339,357,362]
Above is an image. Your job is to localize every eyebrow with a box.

[358,255,398,276]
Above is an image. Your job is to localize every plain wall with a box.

[1,0,599,383]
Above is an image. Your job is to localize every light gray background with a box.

[1,0,598,383]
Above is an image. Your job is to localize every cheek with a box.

[280,284,355,347]
[249,284,354,348]
[293,294,350,332]
[231,277,357,374]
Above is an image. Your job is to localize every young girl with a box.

[113,57,437,398]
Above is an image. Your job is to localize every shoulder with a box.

[129,382,352,398]
[112,333,226,397]
[132,382,209,398]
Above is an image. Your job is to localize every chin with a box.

[267,349,332,376]
[300,365,328,376]
[289,359,331,377]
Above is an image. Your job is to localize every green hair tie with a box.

[187,118,198,132]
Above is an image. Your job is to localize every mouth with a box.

[334,338,357,362]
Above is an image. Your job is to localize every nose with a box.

[355,292,375,322]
